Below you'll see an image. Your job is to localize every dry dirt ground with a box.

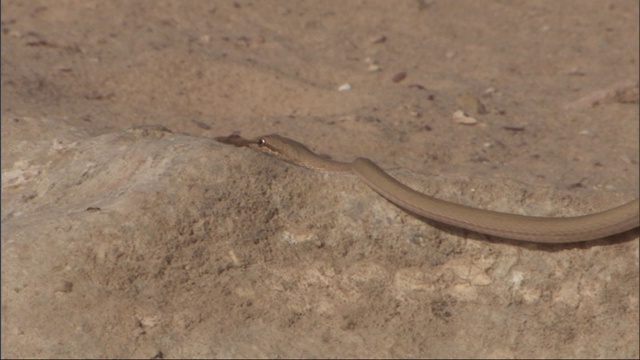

[2,1,639,358]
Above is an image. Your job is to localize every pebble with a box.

[456,94,488,115]
[370,35,387,44]
[364,57,381,72]
[392,72,407,83]
[452,110,478,125]
[338,83,352,91]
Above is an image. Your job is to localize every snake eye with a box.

[258,138,266,146]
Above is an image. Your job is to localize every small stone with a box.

[370,35,386,44]
[364,58,381,71]
[392,72,407,83]
[456,94,487,115]
[338,83,352,91]
[452,110,478,125]
[483,87,497,97]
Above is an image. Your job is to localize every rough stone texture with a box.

[2,1,638,358]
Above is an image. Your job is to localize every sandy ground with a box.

[2,0,639,358]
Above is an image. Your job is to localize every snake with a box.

[216,134,639,243]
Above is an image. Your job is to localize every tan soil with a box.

[2,1,638,358]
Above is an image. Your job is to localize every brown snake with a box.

[217,134,639,243]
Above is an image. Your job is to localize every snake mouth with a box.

[214,134,254,147]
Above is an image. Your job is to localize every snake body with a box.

[218,134,639,243]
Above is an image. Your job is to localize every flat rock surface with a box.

[2,1,638,358]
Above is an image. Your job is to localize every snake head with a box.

[250,134,302,162]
